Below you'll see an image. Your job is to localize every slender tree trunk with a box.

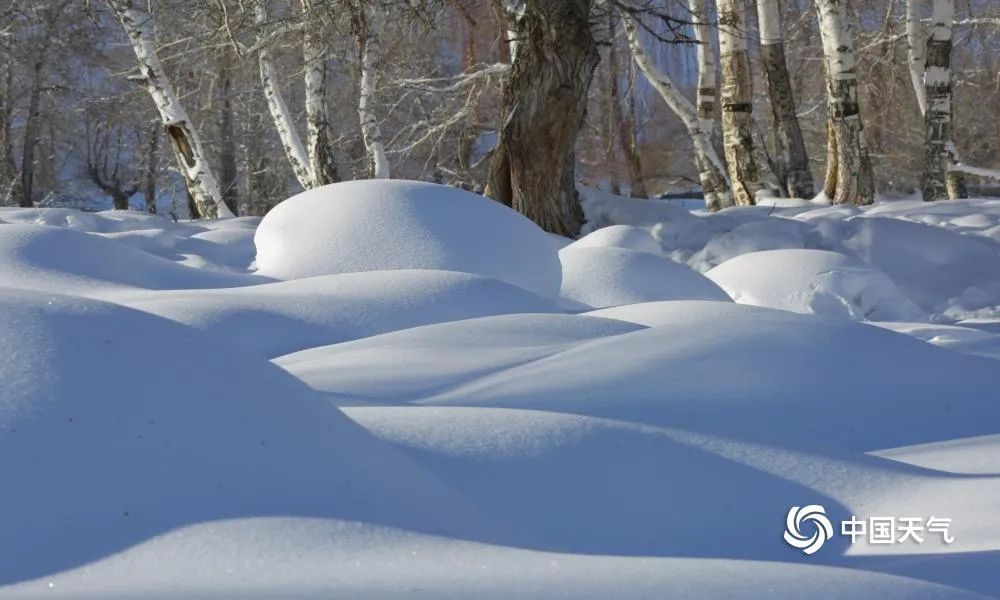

[814,0,875,205]
[623,14,732,211]
[921,0,966,201]
[19,57,44,207]
[0,58,15,204]
[716,0,760,205]
[255,1,314,190]
[485,0,597,236]
[219,49,239,215]
[756,0,814,198]
[145,123,159,214]
[906,0,928,116]
[108,0,232,218]
[686,0,729,210]
[353,2,390,179]
[602,55,621,196]
[302,4,340,186]
[609,23,647,198]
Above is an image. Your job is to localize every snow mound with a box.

[254,180,561,297]
[0,289,505,585]
[422,301,1000,451]
[686,217,810,271]
[570,224,663,254]
[276,313,643,399]
[558,246,731,309]
[0,223,264,296]
[2,518,981,600]
[124,270,562,358]
[705,249,925,321]
[873,321,1000,360]
[836,216,1000,317]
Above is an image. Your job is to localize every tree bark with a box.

[108,0,232,218]
[921,0,966,201]
[302,4,340,186]
[145,123,159,214]
[717,0,760,206]
[485,0,597,236]
[0,57,15,204]
[622,14,732,211]
[19,57,44,207]
[255,1,314,190]
[219,49,239,215]
[756,0,814,198]
[906,0,928,116]
[814,0,875,205]
[353,2,391,179]
[609,23,647,198]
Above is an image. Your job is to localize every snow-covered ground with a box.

[1,181,999,599]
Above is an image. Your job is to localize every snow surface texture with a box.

[1,183,999,599]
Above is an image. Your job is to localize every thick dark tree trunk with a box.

[485,0,598,237]
[759,42,814,198]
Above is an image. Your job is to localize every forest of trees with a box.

[1,0,999,233]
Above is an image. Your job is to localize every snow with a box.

[1,187,999,598]
[570,223,664,254]
[0,289,508,586]
[705,249,925,321]
[2,519,981,600]
[123,270,561,358]
[253,180,561,297]
[558,245,731,309]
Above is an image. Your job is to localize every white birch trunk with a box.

[922,0,966,200]
[687,0,717,139]
[756,0,814,198]
[814,0,875,205]
[255,2,314,190]
[906,0,928,116]
[356,5,390,179]
[622,14,732,210]
[716,0,760,205]
[302,7,339,186]
[108,0,232,218]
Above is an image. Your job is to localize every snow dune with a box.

[1,181,999,598]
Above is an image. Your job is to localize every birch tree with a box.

[622,13,733,211]
[716,0,760,205]
[920,0,966,201]
[906,0,927,116]
[254,1,314,189]
[107,0,232,218]
[485,0,597,236]
[813,0,874,205]
[350,0,391,179]
[301,2,340,185]
[756,0,814,198]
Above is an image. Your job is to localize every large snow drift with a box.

[0,290,505,585]
[706,249,925,321]
[558,245,730,309]
[254,180,561,297]
[122,270,560,358]
[2,190,1000,598]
